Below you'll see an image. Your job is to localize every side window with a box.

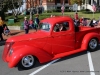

[53,24,60,32]
[53,22,69,32]
[60,22,69,31]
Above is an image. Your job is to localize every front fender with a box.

[8,45,53,68]
[81,32,100,50]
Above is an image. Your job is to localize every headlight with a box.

[9,48,13,56]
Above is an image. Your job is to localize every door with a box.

[51,21,75,55]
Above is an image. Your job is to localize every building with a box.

[24,0,100,11]
[83,0,100,12]
[26,0,71,11]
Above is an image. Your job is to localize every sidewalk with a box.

[3,29,35,40]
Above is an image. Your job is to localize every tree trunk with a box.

[12,0,18,19]
[29,0,33,20]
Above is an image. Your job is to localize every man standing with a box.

[34,14,40,30]
[74,12,79,20]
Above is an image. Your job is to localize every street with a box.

[0,42,100,75]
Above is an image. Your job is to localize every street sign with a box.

[73,3,78,12]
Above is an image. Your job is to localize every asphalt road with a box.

[0,42,100,75]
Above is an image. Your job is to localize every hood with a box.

[6,30,50,42]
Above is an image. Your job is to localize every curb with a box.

[8,26,23,30]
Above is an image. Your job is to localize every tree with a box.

[70,0,82,5]
[0,0,23,19]
[26,0,35,20]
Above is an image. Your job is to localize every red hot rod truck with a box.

[2,16,100,69]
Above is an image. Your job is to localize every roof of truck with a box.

[41,16,73,26]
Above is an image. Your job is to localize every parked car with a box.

[2,16,100,70]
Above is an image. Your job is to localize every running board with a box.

[52,48,86,60]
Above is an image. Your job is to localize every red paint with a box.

[2,16,100,68]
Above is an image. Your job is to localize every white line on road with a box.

[87,51,95,75]
[29,58,60,75]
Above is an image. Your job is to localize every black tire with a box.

[18,55,36,70]
[88,38,98,51]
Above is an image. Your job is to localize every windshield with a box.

[39,23,51,31]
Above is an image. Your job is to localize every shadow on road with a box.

[10,31,24,36]
[0,40,6,46]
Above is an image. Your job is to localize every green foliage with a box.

[70,0,82,5]
[5,12,100,26]
[0,0,22,11]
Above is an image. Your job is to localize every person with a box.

[74,12,79,20]
[92,18,96,25]
[3,24,10,36]
[83,19,87,26]
[24,17,29,34]
[0,17,4,41]
[94,20,100,28]
[50,14,53,17]
[89,18,96,27]
[80,17,84,25]
[34,14,40,30]
[29,18,34,29]
[60,24,66,31]
[54,24,60,32]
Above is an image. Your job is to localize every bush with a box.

[65,9,71,12]
[80,9,85,12]
[47,10,53,13]
[85,9,91,12]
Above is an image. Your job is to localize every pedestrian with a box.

[29,18,34,29]
[24,17,29,34]
[75,19,80,26]
[34,14,40,30]
[0,17,4,41]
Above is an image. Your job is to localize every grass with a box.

[5,11,100,26]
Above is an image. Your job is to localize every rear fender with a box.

[8,45,53,68]
[81,33,100,50]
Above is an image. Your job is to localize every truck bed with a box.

[75,26,100,49]
[79,26,100,31]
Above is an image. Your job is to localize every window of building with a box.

[65,0,68,3]
[56,0,60,3]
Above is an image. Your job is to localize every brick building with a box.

[26,0,71,11]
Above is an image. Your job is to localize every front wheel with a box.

[18,55,36,70]
[88,38,98,51]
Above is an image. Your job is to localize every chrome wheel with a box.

[21,55,34,68]
[88,38,98,51]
